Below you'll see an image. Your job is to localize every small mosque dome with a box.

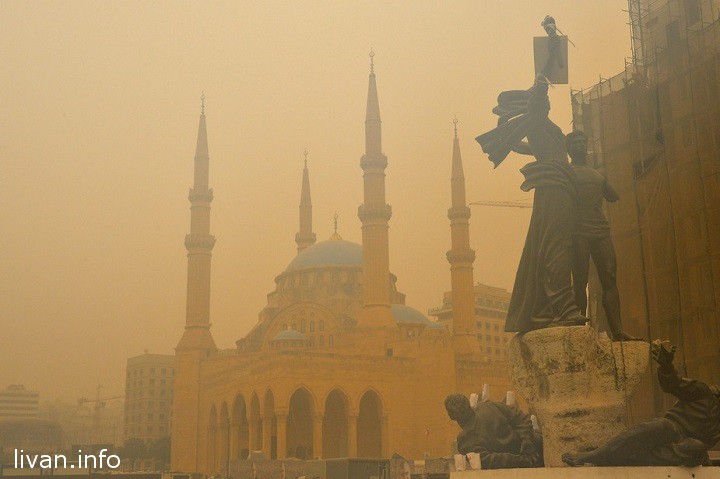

[391,304,431,325]
[272,329,307,341]
[286,239,362,272]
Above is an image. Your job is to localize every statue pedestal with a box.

[507,325,649,467]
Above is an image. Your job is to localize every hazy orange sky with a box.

[1,1,631,401]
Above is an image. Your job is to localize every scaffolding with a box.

[571,0,720,419]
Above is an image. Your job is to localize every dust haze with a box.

[0,1,629,400]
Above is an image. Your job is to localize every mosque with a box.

[170,55,513,474]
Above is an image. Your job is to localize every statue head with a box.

[566,130,588,165]
[445,393,474,422]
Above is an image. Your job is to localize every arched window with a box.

[319,335,324,346]
[329,335,334,346]
[319,320,325,332]
[310,321,315,332]
[292,322,297,330]
[301,319,306,333]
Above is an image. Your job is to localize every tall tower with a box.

[172,94,217,472]
[447,119,479,354]
[295,149,316,253]
[358,50,395,330]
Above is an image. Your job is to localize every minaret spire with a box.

[447,119,479,355]
[358,50,395,331]
[177,94,217,352]
[296,148,316,253]
[172,94,217,472]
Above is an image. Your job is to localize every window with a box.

[485,323,490,330]
[319,335,324,346]
[292,322,296,330]
[149,379,155,385]
[329,335,334,346]
[310,321,315,332]
[495,337,500,344]
[150,368,155,376]
[486,347,492,355]
[301,319,306,333]
[495,348,501,355]
[493,324,499,332]
[319,320,325,331]
[161,368,166,376]
[486,335,491,342]
[283,323,288,330]
[161,390,166,397]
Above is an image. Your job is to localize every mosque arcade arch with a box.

[206,386,386,467]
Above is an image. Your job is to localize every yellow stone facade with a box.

[170,62,514,475]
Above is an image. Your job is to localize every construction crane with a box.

[77,386,123,444]
[469,200,533,209]
[77,395,123,409]
[77,385,122,410]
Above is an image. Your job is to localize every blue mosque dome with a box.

[286,239,363,272]
[272,329,307,341]
[390,304,431,324]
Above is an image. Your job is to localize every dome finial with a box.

[303,148,308,168]
[453,117,458,139]
[330,211,343,240]
[369,48,375,74]
[200,91,206,115]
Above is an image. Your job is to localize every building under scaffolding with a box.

[572,0,720,420]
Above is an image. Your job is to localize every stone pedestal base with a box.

[507,326,649,467]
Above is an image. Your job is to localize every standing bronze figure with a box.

[476,18,586,332]
[566,131,639,341]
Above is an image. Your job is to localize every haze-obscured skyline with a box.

[1,1,630,400]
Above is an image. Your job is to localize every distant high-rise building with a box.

[0,384,39,419]
[429,283,514,364]
[124,353,174,443]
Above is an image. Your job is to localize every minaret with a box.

[358,50,395,329]
[295,149,316,253]
[177,93,217,352]
[447,119,479,354]
[172,94,216,472]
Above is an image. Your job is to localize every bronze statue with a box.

[562,342,720,467]
[566,131,639,341]
[476,17,586,332]
[445,393,543,469]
